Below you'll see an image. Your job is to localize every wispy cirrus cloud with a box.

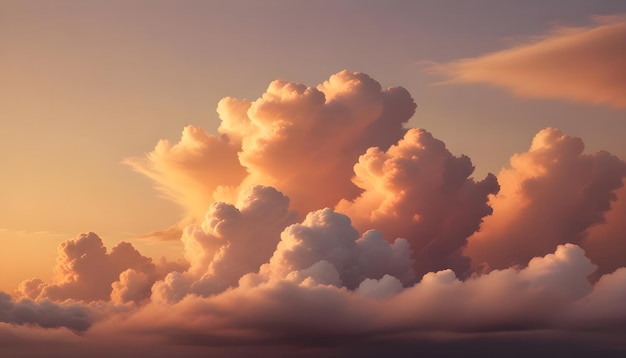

[431,16,626,109]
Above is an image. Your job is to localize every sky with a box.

[1,1,626,357]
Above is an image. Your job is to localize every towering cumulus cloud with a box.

[153,186,297,301]
[127,70,499,277]
[432,16,626,108]
[465,128,626,271]
[5,70,626,357]
[127,70,417,220]
[336,128,499,276]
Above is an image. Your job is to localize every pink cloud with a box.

[0,292,92,331]
[86,244,625,350]
[152,186,296,301]
[5,244,626,356]
[582,184,626,277]
[336,128,499,276]
[432,16,626,109]
[124,125,247,221]
[465,128,626,271]
[17,232,185,303]
[256,207,415,289]
[127,71,416,227]
[6,70,626,356]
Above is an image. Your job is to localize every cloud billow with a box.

[6,70,626,356]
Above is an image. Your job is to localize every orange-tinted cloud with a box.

[465,128,626,271]
[336,128,499,276]
[432,16,626,108]
[89,244,625,349]
[127,71,416,224]
[17,232,186,303]
[5,244,626,356]
[220,71,416,215]
[568,267,626,327]
[256,207,415,289]
[152,186,296,301]
[124,125,247,220]
[582,184,626,277]
[6,70,626,356]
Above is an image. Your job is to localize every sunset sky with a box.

[1,1,626,357]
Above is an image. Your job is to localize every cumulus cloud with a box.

[223,71,416,215]
[569,266,626,327]
[88,245,625,352]
[431,16,626,109]
[582,184,626,277]
[8,70,626,356]
[8,244,626,356]
[127,71,416,224]
[464,128,626,271]
[17,232,184,304]
[110,269,153,305]
[124,126,247,220]
[154,195,413,302]
[152,186,296,301]
[336,128,499,276]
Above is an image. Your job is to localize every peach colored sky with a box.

[1,1,626,357]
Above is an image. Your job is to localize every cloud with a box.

[256,208,415,289]
[153,194,413,303]
[17,232,185,303]
[7,245,626,356]
[582,185,626,277]
[7,70,626,356]
[222,71,416,215]
[465,128,626,271]
[127,71,416,224]
[152,186,297,301]
[568,266,626,328]
[110,269,153,305]
[336,128,499,276]
[124,126,247,220]
[431,16,626,109]
[87,244,625,352]
[0,292,93,331]
[0,323,85,358]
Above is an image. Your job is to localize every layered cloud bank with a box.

[432,16,626,108]
[4,71,626,357]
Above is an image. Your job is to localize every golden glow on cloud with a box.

[3,1,626,354]
[126,71,415,224]
[432,16,626,108]
[3,72,625,358]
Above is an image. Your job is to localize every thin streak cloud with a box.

[431,16,626,109]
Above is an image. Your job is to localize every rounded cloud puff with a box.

[258,208,415,289]
[465,128,626,271]
[127,70,417,221]
[337,128,499,276]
